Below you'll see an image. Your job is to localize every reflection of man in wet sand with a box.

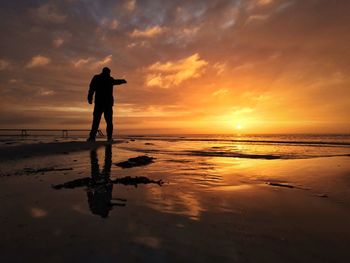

[52,145,126,218]
[87,67,127,142]
[52,147,162,217]
[88,144,115,218]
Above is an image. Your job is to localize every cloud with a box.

[8,78,20,84]
[53,37,64,48]
[73,55,112,69]
[26,55,51,68]
[212,88,229,96]
[36,4,66,23]
[275,1,295,13]
[232,62,255,71]
[258,0,273,5]
[213,62,226,75]
[0,59,10,70]
[109,19,119,30]
[51,31,71,48]
[165,26,200,45]
[245,14,270,24]
[181,26,199,36]
[38,89,55,96]
[73,58,91,68]
[232,107,254,115]
[125,0,136,11]
[221,19,235,29]
[100,18,119,30]
[94,55,113,68]
[130,25,165,38]
[145,53,208,88]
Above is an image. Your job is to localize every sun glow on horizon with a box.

[235,123,242,130]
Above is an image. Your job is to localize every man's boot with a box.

[87,136,96,142]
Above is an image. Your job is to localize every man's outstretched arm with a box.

[87,76,97,104]
[113,78,127,85]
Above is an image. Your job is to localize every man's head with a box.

[102,67,111,76]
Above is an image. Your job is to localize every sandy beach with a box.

[0,136,349,262]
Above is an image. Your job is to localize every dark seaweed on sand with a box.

[267,182,295,188]
[112,176,163,187]
[52,175,163,189]
[115,156,155,168]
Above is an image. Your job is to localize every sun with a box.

[235,123,242,130]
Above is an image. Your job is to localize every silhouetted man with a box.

[87,67,127,142]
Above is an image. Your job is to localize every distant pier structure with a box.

[0,129,104,137]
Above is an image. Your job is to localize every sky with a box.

[0,0,349,134]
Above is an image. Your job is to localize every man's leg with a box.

[104,107,113,140]
[89,105,103,140]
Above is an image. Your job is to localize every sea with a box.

[1,132,350,160]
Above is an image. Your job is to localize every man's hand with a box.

[87,95,93,104]
[113,79,127,85]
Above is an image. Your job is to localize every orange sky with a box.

[0,0,349,134]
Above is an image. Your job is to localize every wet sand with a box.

[0,140,124,161]
[0,140,350,262]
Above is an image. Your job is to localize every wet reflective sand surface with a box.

[1,138,350,262]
